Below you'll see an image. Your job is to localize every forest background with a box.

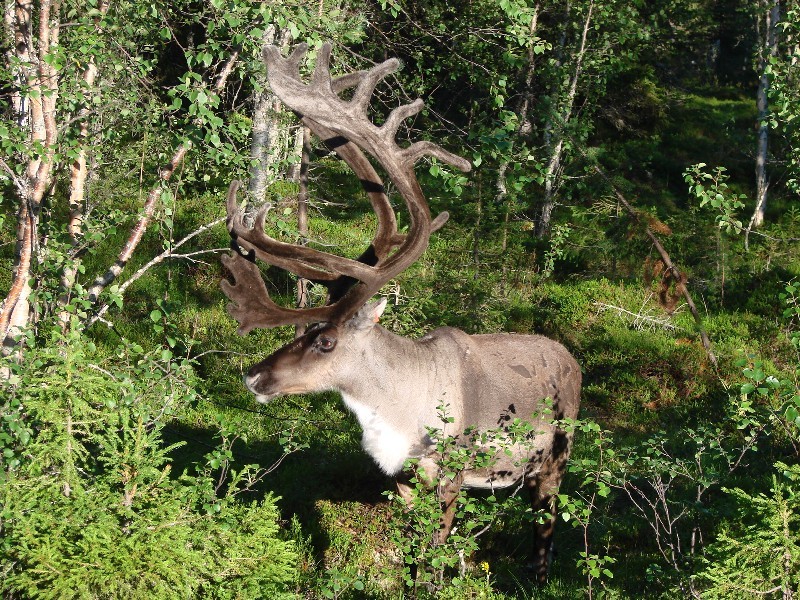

[1,0,800,598]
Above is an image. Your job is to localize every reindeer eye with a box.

[314,335,337,353]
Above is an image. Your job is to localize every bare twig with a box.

[595,302,682,331]
[0,158,26,193]
[87,216,225,327]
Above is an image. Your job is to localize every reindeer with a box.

[220,43,581,582]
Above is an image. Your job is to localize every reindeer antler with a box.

[222,42,471,334]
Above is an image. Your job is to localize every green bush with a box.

[695,465,800,599]
[0,325,297,599]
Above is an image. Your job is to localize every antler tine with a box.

[402,141,472,173]
[350,58,400,114]
[331,70,369,94]
[283,42,307,71]
[382,98,424,140]
[310,42,334,91]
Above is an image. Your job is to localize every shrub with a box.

[0,325,297,599]
[695,465,800,599]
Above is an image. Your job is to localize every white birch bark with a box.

[536,0,594,238]
[747,0,781,237]
[58,1,110,328]
[294,126,310,339]
[1,0,60,346]
[248,26,292,206]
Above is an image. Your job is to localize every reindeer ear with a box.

[351,297,388,329]
[368,297,388,322]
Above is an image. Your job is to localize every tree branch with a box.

[87,217,226,328]
[86,145,189,302]
[0,158,26,194]
[84,43,240,307]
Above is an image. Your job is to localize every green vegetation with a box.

[2,0,800,598]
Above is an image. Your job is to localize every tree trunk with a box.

[495,4,539,284]
[1,0,61,346]
[67,0,109,242]
[4,0,24,124]
[746,0,781,238]
[536,0,594,238]
[536,137,564,237]
[248,26,291,206]
[294,127,311,339]
[287,124,305,182]
[58,1,110,328]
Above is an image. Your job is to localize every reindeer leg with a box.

[435,471,464,546]
[394,472,420,584]
[527,477,558,584]
[527,427,572,582]
[395,471,415,505]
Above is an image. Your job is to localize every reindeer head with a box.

[243,298,388,403]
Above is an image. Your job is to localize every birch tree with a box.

[1,1,350,347]
[248,25,292,206]
[0,0,61,344]
[765,0,799,195]
[535,0,595,237]
[746,0,782,236]
[532,0,644,237]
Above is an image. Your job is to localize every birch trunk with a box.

[1,0,61,345]
[287,124,305,182]
[4,0,24,124]
[536,0,594,238]
[294,127,311,339]
[67,0,109,242]
[495,4,540,245]
[746,0,781,238]
[57,1,110,328]
[248,26,291,206]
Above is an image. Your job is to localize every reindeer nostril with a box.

[244,368,263,391]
